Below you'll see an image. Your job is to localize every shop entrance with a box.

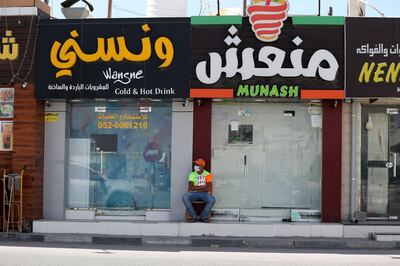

[211,102,322,221]
[361,106,400,220]
[67,100,172,214]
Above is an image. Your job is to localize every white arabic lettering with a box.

[356,43,400,58]
[196,36,339,84]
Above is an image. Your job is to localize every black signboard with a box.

[35,18,190,99]
[190,17,344,99]
[0,16,38,84]
[346,18,400,98]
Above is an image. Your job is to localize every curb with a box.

[1,234,399,250]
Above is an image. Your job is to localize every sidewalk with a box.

[1,233,399,250]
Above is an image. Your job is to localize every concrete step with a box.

[374,233,400,242]
[33,220,344,238]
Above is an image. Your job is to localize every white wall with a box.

[43,101,68,220]
[348,0,365,16]
[147,0,187,17]
[170,101,193,221]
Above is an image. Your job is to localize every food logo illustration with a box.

[247,0,289,42]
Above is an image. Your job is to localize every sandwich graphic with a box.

[247,0,289,42]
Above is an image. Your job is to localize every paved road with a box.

[0,242,400,266]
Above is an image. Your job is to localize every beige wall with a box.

[341,102,351,221]
[0,0,50,14]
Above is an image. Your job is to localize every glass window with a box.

[67,100,172,211]
[228,125,253,144]
[212,103,322,211]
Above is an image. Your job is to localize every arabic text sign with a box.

[0,17,36,84]
[191,18,344,99]
[35,18,190,99]
[0,30,18,61]
[346,18,400,98]
[97,112,148,129]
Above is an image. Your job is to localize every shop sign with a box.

[0,31,18,61]
[346,18,400,97]
[97,112,148,130]
[35,18,190,99]
[307,103,322,115]
[0,17,37,84]
[45,112,59,122]
[190,1,344,99]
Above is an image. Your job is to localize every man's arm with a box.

[189,181,207,192]
[206,181,213,194]
[188,181,195,192]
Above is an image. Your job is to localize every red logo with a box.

[247,0,289,42]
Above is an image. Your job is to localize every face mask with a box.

[194,165,201,172]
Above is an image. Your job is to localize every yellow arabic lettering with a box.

[97,37,124,62]
[51,30,100,78]
[0,30,19,60]
[155,37,174,68]
[116,36,151,62]
[116,24,152,62]
[51,24,175,78]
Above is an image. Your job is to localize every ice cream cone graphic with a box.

[247,0,289,42]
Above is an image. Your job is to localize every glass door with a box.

[211,102,322,220]
[361,106,400,220]
[389,112,400,219]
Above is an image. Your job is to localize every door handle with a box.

[100,150,104,174]
[394,153,397,177]
[244,155,247,179]
[386,161,394,169]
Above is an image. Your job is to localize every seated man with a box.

[182,158,215,223]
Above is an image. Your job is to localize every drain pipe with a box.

[350,100,357,223]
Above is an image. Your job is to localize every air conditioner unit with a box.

[290,209,321,222]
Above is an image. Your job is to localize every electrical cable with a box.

[112,4,145,16]
[1,0,40,85]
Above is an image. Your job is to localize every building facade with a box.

[0,1,50,230]
[2,1,400,236]
[342,17,400,223]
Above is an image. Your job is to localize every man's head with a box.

[193,158,206,173]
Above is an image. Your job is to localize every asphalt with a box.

[0,233,399,250]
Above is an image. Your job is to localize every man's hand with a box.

[193,185,207,192]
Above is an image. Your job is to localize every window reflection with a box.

[67,100,172,211]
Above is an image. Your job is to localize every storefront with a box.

[190,12,344,222]
[0,12,45,229]
[346,17,400,222]
[35,10,344,223]
[36,18,192,220]
[66,99,172,211]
